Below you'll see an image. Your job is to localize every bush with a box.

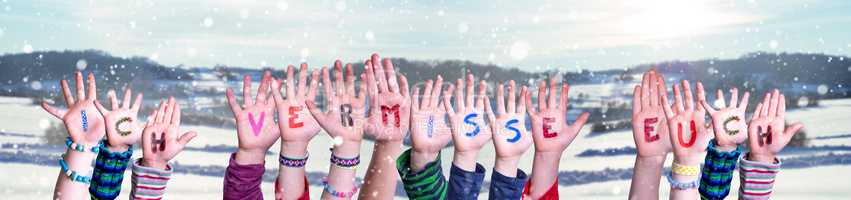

[787,121,808,147]
[42,121,67,145]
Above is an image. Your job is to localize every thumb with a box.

[94,100,109,115]
[784,122,804,137]
[178,131,198,146]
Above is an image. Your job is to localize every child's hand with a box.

[747,90,804,163]
[273,64,322,146]
[41,71,105,146]
[140,97,197,169]
[409,76,452,170]
[631,70,671,158]
[661,80,710,165]
[305,61,367,152]
[94,87,144,151]
[226,71,280,163]
[364,54,411,142]
[525,77,589,154]
[487,81,532,160]
[697,83,749,150]
[445,74,492,169]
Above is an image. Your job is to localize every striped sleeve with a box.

[738,154,781,200]
[396,148,447,200]
[699,140,741,200]
[130,158,173,200]
[89,146,133,200]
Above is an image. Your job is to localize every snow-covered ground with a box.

[1,95,850,199]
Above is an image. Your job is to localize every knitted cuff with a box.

[130,158,173,200]
[738,153,781,200]
[699,139,741,200]
[89,146,133,200]
[397,148,447,200]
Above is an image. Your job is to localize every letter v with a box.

[248,112,265,136]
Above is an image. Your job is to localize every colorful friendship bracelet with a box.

[65,137,101,153]
[667,171,700,190]
[330,154,360,169]
[321,176,359,198]
[59,158,92,184]
[672,162,701,176]
[279,152,309,168]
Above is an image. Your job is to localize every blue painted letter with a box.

[463,113,480,137]
[505,119,521,143]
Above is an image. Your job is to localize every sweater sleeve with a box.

[396,148,447,200]
[447,163,485,200]
[89,146,133,200]
[738,154,781,200]
[130,158,173,200]
[699,139,742,200]
[223,153,265,200]
[488,169,528,200]
[521,179,559,200]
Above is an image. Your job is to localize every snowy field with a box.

[1,95,850,199]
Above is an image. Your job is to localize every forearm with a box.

[358,140,403,199]
[54,145,98,200]
[322,141,362,199]
[628,155,666,200]
[527,151,562,199]
[277,141,309,200]
[89,145,134,200]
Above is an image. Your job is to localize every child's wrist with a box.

[280,141,309,157]
[748,153,776,163]
[452,150,479,171]
[106,142,131,152]
[235,148,268,165]
[141,158,168,170]
[494,156,521,177]
[331,140,362,158]
[673,155,702,166]
[410,150,439,171]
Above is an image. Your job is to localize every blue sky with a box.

[1,0,850,71]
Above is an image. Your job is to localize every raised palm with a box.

[306,61,367,142]
[631,70,671,157]
[747,90,804,161]
[661,80,709,165]
[94,88,144,149]
[487,81,532,158]
[411,76,452,154]
[364,54,411,141]
[41,71,105,146]
[445,74,492,153]
[141,97,197,168]
[697,83,749,148]
[226,71,280,152]
[272,64,322,144]
[526,78,589,153]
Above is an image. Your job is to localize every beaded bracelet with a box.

[672,162,700,176]
[59,158,92,184]
[321,176,359,198]
[279,152,309,168]
[65,137,101,153]
[330,154,360,169]
[667,171,700,190]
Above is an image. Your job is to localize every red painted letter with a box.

[643,117,660,142]
[288,106,304,128]
[677,121,697,147]
[543,117,557,138]
[381,105,401,127]
[758,126,773,146]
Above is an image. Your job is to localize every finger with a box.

[412,86,421,112]
[345,63,356,97]
[682,80,694,110]
[716,88,727,109]
[131,93,143,114]
[225,88,242,113]
[271,78,285,105]
[334,61,345,97]
[730,88,739,108]
[107,90,119,111]
[60,79,75,107]
[443,85,456,115]
[739,92,750,112]
[507,80,516,113]
[752,103,763,119]
[778,94,786,118]
[518,86,528,114]
[256,71,271,105]
[321,67,334,105]
[370,55,388,93]
[559,83,570,112]
[357,73,367,104]
[632,86,642,115]
[164,97,176,125]
[154,100,166,123]
[41,102,66,118]
[525,90,538,118]
[641,71,651,109]
[177,131,198,146]
[696,82,715,113]
[86,72,96,100]
[768,89,780,117]
[649,74,659,107]
[421,80,433,110]
[660,86,674,118]
[465,74,475,109]
[399,74,409,98]
[297,63,309,98]
[94,100,109,115]
[784,122,803,138]
[286,65,296,99]
[243,75,254,106]
[475,80,486,109]
[430,76,444,110]
[306,70,320,104]
[537,80,546,112]
[365,61,379,95]
[484,95,497,132]
[383,58,400,93]
[572,112,590,128]
[496,83,506,115]
[673,84,684,113]
[305,100,327,123]
[75,71,85,100]
[171,101,181,126]
[455,79,465,111]
[761,92,771,117]
[122,87,132,109]
[548,77,557,110]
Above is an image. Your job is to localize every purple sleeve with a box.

[223,153,265,200]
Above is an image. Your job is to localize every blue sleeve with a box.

[447,163,485,200]
[488,169,528,200]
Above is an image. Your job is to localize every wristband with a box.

[672,162,700,176]
[321,176,359,198]
[330,154,360,169]
[65,137,101,153]
[279,152,309,168]
[667,171,699,190]
[59,158,92,184]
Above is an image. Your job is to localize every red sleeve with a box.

[522,179,558,200]
[275,176,310,200]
